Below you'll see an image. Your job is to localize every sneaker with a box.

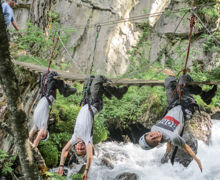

[63,88,77,97]
[201,85,217,105]
[115,86,128,100]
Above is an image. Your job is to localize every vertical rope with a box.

[42,31,60,95]
[89,24,101,75]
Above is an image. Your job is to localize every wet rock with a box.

[211,111,220,120]
[101,157,114,169]
[115,172,139,180]
[107,122,149,143]
[185,111,212,144]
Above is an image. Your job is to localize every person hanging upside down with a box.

[139,72,217,172]
[29,71,77,148]
[58,75,128,180]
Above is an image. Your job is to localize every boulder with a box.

[115,172,139,180]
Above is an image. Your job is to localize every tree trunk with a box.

[0,2,41,179]
[30,0,53,30]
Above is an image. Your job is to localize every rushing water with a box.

[82,120,220,180]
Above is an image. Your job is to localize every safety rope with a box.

[183,13,196,76]
[58,2,220,31]
[193,12,220,46]
[81,24,101,107]
[42,31,60,95]
[172,12,196,100]
[89,24,101,75]
[56,30,82,73]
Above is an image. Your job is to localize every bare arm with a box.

[29,127,35,142]
[12,21,22,36]
[12,21,19,31]
[58,141,72,175]
[33,128,44,148]
[182,144,202,172]
[82,143,93,180]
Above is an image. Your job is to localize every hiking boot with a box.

[114,86,128,100]
[63,87,77,97]
[200,85,217,105]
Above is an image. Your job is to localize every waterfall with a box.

[85,120,220,180]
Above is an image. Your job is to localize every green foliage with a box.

[46,172,66,180]
[45,172,83,180]
[102,84,166,129]
[15,55,59,69]
[0,150,16,175]
[184,0,216,4]
[49,11,60,23]
[13,22,54,58]
[69,173,83,180]
[12,22,75,71]
[38,141,59,168]
[125,20,151,78]
[190,64,220,111]
[93,115,109,144]
[201,34,220,54]
[197,6,218,19]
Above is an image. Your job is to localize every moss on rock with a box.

[38,141,59,168]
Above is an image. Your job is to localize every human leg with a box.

[200,85,217,105]
[57,80,77,97]
[33,127,44,148]
[29,127,36,141]
[104,86,128,100]
[164,76,178,105]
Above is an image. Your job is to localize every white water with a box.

[85,120,220,180]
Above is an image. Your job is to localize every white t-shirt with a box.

[70,104,98,145]
[33,96,55,133]
[151,105,186,147]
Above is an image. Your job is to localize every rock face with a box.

[13,0,219,76]
[115,172,139,180]
[54,0,141,75]
[211,111,220,120]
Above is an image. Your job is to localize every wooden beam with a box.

[14,61,220,86]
